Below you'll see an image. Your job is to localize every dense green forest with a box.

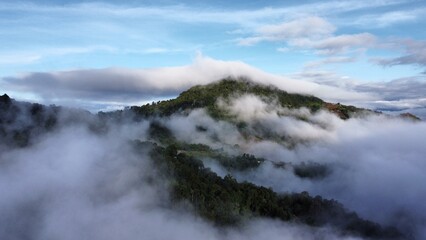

[133,138,403,239]
[136,120,405,239]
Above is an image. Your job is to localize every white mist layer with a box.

[162,95,426,239]
[0,121,362,240]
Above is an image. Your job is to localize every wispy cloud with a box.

[0,54,41,65]
[351,8,426,28]
[373,39,426,73]
[313,33,376,55]
[238,17,376,56]
[304,56,358,69]
[0,0,405,26]
[0,46,116,65]
[237,17,335,46]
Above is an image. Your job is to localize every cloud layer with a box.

[158,95,426,239]
[2,55,373,111]
[3,55,425,119]
[0,107,366,240]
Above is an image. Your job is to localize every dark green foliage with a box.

[293,162,331,180]
[195,125,208,132]
[142,142,404,239]
[0,94,11,105]
[0,96,60,147]
[214,153,265,171]
[131,78,325,119]
[0,94,105,148]
[146,123,263,171]
[148,121,176,144]
[179,143,212,152]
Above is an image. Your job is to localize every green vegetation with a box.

[134,140,404,239]
[1,81,414,239]
[214,153,264,171]
[147,122,264,171]
[131,78,325,119]
[142,122,404,238]
[0,94,104,148]
[0,95,60,147]
[293,162,331,180]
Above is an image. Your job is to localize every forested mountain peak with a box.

[130,78,367,120]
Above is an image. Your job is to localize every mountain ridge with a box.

[0,79,420,239]
[129,78,369,120]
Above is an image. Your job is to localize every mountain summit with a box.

[130,78,367,120]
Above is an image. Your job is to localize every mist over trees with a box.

[1,79,425,239]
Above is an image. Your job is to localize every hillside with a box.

[129,78,367,120]
[0,80,418,239]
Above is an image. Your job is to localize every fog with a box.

[0,108,364,240]
[162,94,426,239]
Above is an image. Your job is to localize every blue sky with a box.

[1,0,426,115]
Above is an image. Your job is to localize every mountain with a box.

[129,78,369,120]
[0,94,101,148]
[0,79,416,239]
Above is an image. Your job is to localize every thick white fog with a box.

[0,117,365,240]
[161,94,426,239]
[1,87,425,239]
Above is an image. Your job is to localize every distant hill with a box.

[0,94,99,148]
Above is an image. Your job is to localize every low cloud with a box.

[292,71,426,119]
[0,107,364,240]
[133,94,426,239]
[237,116,426,239]
[158,95,426,238]
[218,94,341,142]
[1,55,373,111]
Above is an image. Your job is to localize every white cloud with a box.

[0,108,365,240]
[351,8,426,28]
[304,56,358,69]
[238,17,335,46]
[218,94,341,142]
[0,54,41,65]
[0,46,116,66]
[152,95,426,238]
[313,33,376,55]
[238,17,376,56]
[292,70,426,119]
[0,1,404,27]
[1,55,373,111]
[374,39,426,72]
[235,116,426,239]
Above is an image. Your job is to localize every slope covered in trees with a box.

[133,138,403,239]
[130,78,367,120]
[1,79,418,239]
